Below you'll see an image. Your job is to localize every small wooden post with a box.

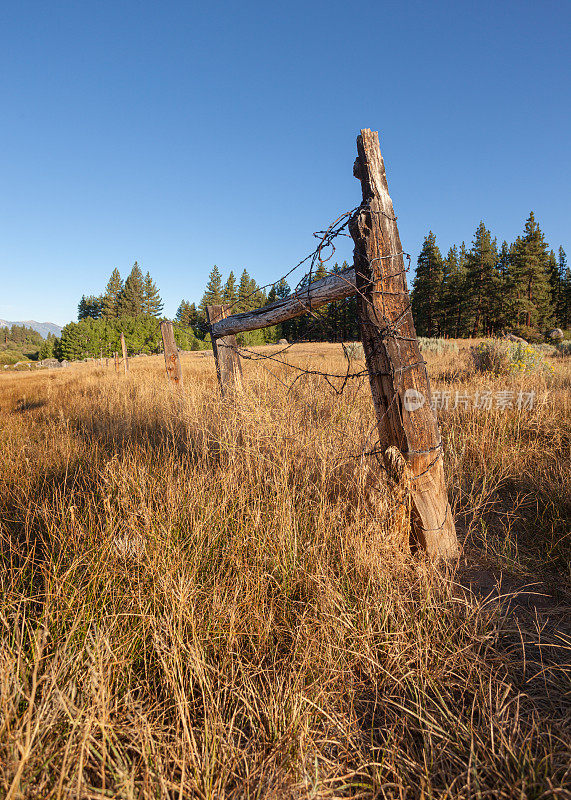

[120,332,129,375]
[160,321,183,388]
[114,352,120,372]
[206,304,243,398]
[350,129,458,559]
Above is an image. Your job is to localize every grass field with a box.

[0,342,570,798]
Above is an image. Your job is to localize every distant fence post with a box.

[160,321,183,388]
[206,304,243,398]
[114,352,119,372]
[349,129,458,559]
[120,332,129,375]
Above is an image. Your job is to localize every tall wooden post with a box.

[206,304,243,398]
[160,321,183,388]
[350,129,458,559]
[120,332,129,375]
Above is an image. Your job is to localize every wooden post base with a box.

[206,304,243,398]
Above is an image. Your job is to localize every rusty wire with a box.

[199,203,445,480]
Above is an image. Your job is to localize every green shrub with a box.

[342,338,460,362]
[192,337,212,351]
[533,343,557,356]
[417,337,459,355]
[556,340,571,357]
[0,350,25,365]
[472,339,553,375]
[343,342,364,361]
[235,326,279,347]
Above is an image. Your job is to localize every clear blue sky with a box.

[1,0,569,325]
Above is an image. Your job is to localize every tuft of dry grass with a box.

[0,344,570,799]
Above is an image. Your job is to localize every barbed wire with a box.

[109,204,444,506]
[195,203,445,491]
[221,208,360,318]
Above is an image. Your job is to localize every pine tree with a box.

[331,261,359,341]
[189,302,206,338]
[223,271,238,304]
[240,274,266,311]
[78,295,103,320]
[267,278,290,303]
[493,241,514,332]
[465,222,499,336]
[439,246,467,337]
[547,250,560,321]
[188,302,199,331]
[198,265,223,316]
[176,300,193,326]
[38,332,56,360]
[119,263,146,316]
[558,247,570,329]
[78,295,88,320]
[102,269,124,318]
[142,272,163,316]
[175,300,203,337]
[237,269,253,312]
[276,278,290,299]
[439,247,455,336]
[296,262,329,339]
[249,280,267,308]
[411,232,444,337]
[509,213,554,331]
[552,246,567,327]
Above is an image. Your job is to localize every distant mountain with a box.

[0,320,63,338]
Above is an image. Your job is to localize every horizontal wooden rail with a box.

[209,268,357,338]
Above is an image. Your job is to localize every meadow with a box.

[0,342,569,799]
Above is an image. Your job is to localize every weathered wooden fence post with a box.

[349,129,458,559]
[120,332,129,375]
[206,304,243,398]
[160,321,183,388]
[114,352,120,372]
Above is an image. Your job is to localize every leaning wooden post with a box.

[160,321,183,388]
[349,129,458,559]
[120,332,129,375]
[206,304,243,398]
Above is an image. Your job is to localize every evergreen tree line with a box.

[1,324,44,351]
[57,210,569,362]
[176,266,270,342]
[411,213,570,339]
[52,316,199,362]
[78,263,164,321]
[175,262,361,344]
[0,324,45,364]
[47,263,181,361]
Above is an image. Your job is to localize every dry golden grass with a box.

[0,344,570,798]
